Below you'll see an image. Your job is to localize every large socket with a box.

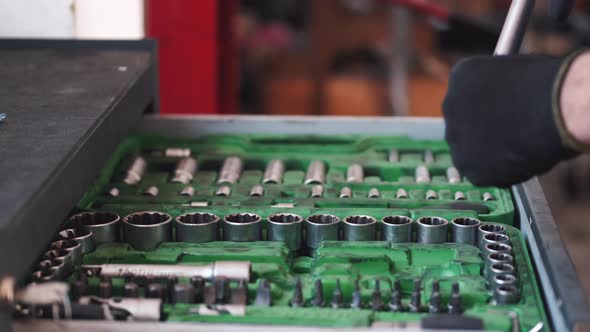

[58,228,95,254]
[416,217,449,244]
[305,214,340,250]
[263,160,285,184]
[381,216,413,243]
[123,211,172,251]
[222,213,262,242]
[267,213,303,251]
[68,211,121,245]
[451,217,481,246]
[175,212,219,243]
[343,215,377,241]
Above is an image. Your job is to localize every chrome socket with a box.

[38,259,67,280]
[222,213,262,242]
[339,187,352,198]
[416,217,448,244]
[216,185,232,197]
[343,215,377,241]
[107,187,120,197]
[123,156,147,185]
[381,216,413,243]
[494,285,520,304]
[51,240,82,265]
[425,190,438,200]
[263,160,285,184]
[346,164,364,183]
[32,269,57,282]
[68,211,121,245]
[171,157,198,184]
[483,242,513,257]
[483,192,496,201]
[388,149,400,163]
[217,156,243,184]
[487,263,516,284]
[58,228,95,254]
[123,211,172,251]
[305,214,340,250]
[446,166,461,184]
[311,185,324,198]
[267,213,303,251]
[43,249,74,274]
[143,185,159,197]
[415,165,431,184]
[249,184,264,197]
[179,186,195,196]
[451,217,481,246]
[175,212,219,243]
[424,150,435,164]
[304,160,326,185]
[454,191,466,200]
[368,188,380,198]
[481,233,511,251]
[492,274,518,288]
[477,224,507,249]
[396,188,408,199]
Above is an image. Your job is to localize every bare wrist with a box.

[560,51,590,148]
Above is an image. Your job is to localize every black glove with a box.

[549,0,575,21]
[443,54,582,187]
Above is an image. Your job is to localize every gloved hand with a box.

[443,53,585,187]
[549,0,575,21]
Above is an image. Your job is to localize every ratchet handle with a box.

[494,0,536,55]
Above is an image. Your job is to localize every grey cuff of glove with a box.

[552,49,590,152]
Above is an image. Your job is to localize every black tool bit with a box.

[429,280,443,314]
[371,280,384,311]
[409,278,422,313]
[448,282,463,314]
[388,280,403,312]
[291,278,305,307]
[311,279,324,307]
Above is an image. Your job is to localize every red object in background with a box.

[146,0,237,114]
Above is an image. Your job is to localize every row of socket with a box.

[108,184,496,202]
[52,210,512,253]
[121,156,462,187]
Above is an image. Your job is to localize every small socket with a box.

[415,165,431,184]
[339,187,352,198]
[346,164,364,183]
[368,188,380,198]
[396,188,408,199]
[249,184,264,197]
[143,186,159,197]
[311,185,324,198]
[454,191,466,200]
[216,185,232,197]
[425,190,438,200]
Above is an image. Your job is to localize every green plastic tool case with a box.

[17,115,587,332]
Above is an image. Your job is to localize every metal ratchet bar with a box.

[494,0,536,55]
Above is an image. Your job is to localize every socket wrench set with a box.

[19,134,547,331]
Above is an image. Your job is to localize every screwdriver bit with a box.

[371,280,384,311]
[172,283,195,304]
[214,277,231,304]
[351,279,363,309]
[429,280,443,314]
[98,276,112,299]
[254,279,272,307]
[123,280,140,298]
[231,280,249,305]
[448,282,463,315]
[291,278,305,307]
[331,279,344,309]
[311,279,324,307]
[409,278,422,313]
[146,282,165,301]
[388,280,403,312]
[190,276,205,303]
[71,274,89,301]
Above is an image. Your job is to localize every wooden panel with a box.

[323,77,387,116]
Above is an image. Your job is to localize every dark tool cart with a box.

[1,39,589,332]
